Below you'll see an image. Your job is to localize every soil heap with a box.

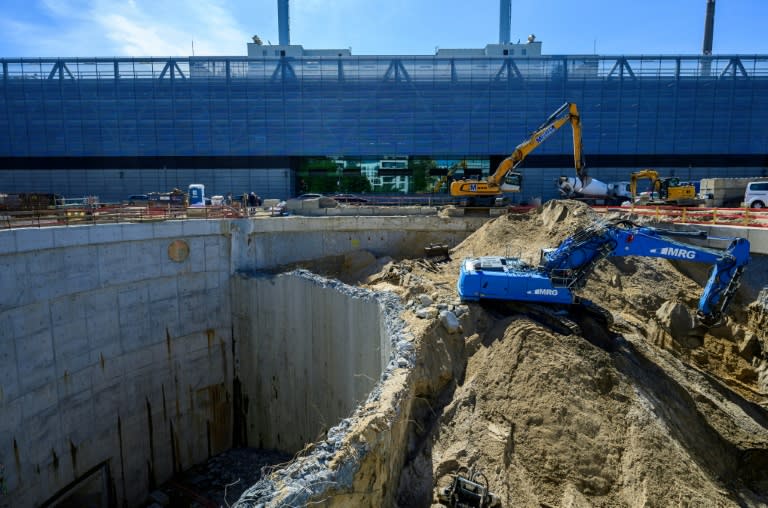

[368,200,768,507]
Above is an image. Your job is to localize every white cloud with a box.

[97,13,190,56]
[2,0,253,57]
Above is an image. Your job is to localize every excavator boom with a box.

[449,102,585,205]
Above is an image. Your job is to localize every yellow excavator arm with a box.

[449,102,586,203]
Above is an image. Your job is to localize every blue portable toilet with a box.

[188,183,205,207]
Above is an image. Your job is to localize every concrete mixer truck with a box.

[557,177,633,205]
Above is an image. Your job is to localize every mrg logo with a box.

[534,288,559,296]
[660,247,696,259]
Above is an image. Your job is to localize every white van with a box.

[744,181,768,208]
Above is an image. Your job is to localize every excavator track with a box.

[576,298,614,327]
[483,301,582,336]
[481,300,617,349]
[527,304,583,336]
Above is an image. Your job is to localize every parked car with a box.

[127,194,149,205]
[744,181,768,208]
[332,194,369,204]
[295,193,324,200]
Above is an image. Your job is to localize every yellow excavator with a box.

[433,160,467,193]
[630,169,702,206]
[450,102,586,206]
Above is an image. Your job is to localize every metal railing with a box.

[3,55,767,83]
[0,204,245,229]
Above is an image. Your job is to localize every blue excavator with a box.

[457,218,750,330]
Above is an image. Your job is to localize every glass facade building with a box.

[1,54,767,201]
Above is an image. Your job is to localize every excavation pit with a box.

[3,208,768,507]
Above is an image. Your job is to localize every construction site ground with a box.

[357,200,768,507]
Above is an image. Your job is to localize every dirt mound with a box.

[381,200,768,507]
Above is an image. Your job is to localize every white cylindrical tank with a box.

[558,176,610,197]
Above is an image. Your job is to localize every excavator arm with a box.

[629,169,660,200]
[540,220,750,324]
[449,102,585,204]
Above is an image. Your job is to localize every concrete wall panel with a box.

[233,273,388,453]
[0,223,233,508]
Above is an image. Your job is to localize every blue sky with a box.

[1,0,766,58]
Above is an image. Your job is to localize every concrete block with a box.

[117,284,150,328]
[14,228,55,253]
[120,321,155,353]
[0,398,23,435]
[181,220,214,237]
[53,226,90,248]
[27,247,65,278]
[204,238,226,272]
[147,277,180,303]
[9,302,49,338]
[205,271,221,291]
[16,332,57,393]
[60,246,101,293]
[92,379,122,418]
[88,224,123,244]
[52,323,91,377]
[50,294,87,326]
[98,243,133,285]
[178,273,207,296]
[121,347,156,373]
[0,333,19,403]
[152,221,184,240]
[148,297,180,333]
[120,223,153,242]
[0,231,17,254]
[177,298,209,337]
[89,339,123,371]
[58,388,95,437]
[187,237,206,272]
[85,294,121,352]
[21,404,61,463]
[57,365,94,399]
[21,383,58,422]
[90,354,123,387]
[0,256,29,310]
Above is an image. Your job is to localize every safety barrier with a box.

[598,205,768,228]
[0,204,244,229]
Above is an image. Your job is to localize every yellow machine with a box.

[630,169,700,205]
[449,102,586,206]
[433,160,467,193]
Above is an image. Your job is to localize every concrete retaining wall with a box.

[229,215,485,272]
[232,272,392,453]
[0,221,233,508]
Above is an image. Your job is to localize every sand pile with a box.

[380,200,768,507]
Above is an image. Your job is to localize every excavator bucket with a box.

[425,243,451,261]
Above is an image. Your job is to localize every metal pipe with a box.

[278,0,290,46]
[702,0,715,55]
[499,0,511,45]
